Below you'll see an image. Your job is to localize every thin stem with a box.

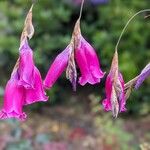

[124,75,139,90]
[115,9,150,51]
[32,0,37,4]
[144,14,150,18]
[79,0,85,20]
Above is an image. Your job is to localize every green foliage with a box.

[0,0,149,114]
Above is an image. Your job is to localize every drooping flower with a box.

[0,5,48,120]
[135,63,150,89]
[0,71,27,121]
[0,38,48,120]
[44,20,105,91]
[75,33,104,86]
[19,38,48,105]
[102,51,126,117]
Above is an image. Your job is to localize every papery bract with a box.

[135,63,150,89]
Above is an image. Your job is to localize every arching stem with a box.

[115,9,150,51]
[78,0,85,20]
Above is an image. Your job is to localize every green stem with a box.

[115,9,150,51]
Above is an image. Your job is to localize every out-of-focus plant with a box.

[89,94,137,150]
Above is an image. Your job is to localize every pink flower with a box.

[0,72,27,121]
[75,36,104,85]
[102,51,126,117]
[0,39,48,120]
[18,39,48,105]
[0,5,48,120]
[44,46,71,89]
[44,20,105,90]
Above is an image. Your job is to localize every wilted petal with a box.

[44,46,71,89]
[135,63,150,89]
[75,36,104,85]
[0,73,26,121]
[25,68,48,105]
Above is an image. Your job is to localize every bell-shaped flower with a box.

[0,5,48,120]
[0,71,27,121]
[44,20,105,90]
[75,34,104,86]
[0,39,48,120]
[102,51,126,117]
[135,63,150,89]
[18,38,48,105]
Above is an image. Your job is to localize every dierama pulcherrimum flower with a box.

[17,5,48,105]
[102,51,126,117]
[18,38,48,105]
[44,0,104,90]
[44,19,105,90]
[135,63,150,89]
[0,5,48,120]
[0,69,27,121]
[0,38,48,120]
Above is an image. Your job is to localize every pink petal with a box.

[102,73,112,111]
[25,67,48,105]
[75,36,105,85]
[102,99,111,111]
[102,72,126,113]
[44,46,70,89]
[0,74,26,121]
[18,39,34,89]
[18,39,48,105]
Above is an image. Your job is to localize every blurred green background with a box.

[0,0,150,150]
